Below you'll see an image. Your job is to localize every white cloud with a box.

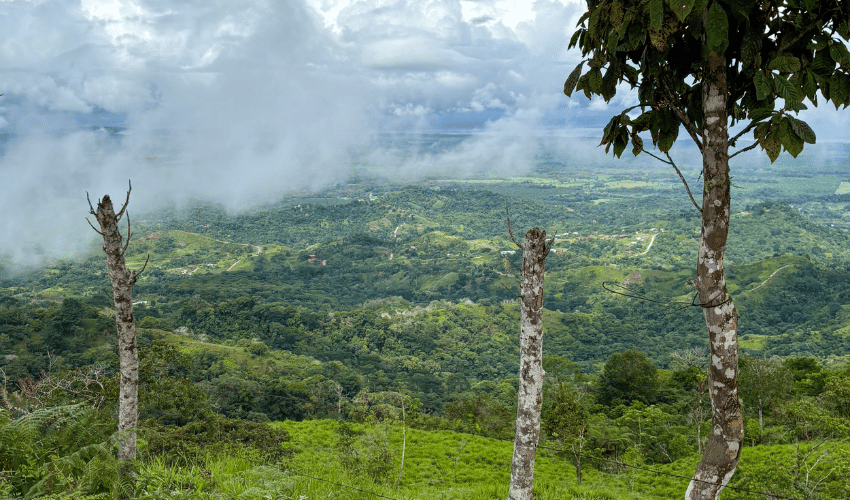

[2,0,845,265]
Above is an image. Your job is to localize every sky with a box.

[0,0,848,266]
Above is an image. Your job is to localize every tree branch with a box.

[729,121,762,147]
[659,75,703,151]
[132,254,150,283]
[545,237,555,255]
[499,280,519,298]
[115,180,132,221]
[667,153,702,213]
[729,141,760,160]
[506,209,522,249]
[86,192,97,216]
[86,218,105,236]
[641,150,673,165]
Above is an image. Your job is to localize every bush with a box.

[143,414,292,464]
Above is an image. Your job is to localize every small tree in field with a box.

[565,1,849,498]
[87,181,148,489]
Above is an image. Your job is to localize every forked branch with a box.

[115,180,132,222]
[506,208,522,249]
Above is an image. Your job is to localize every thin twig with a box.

[500,280,519,298]
[729,120,761,147]
[122,213,132,254]
[115,180,132,221]
[667,153,702,213]
[728,141,760,160]
[641,150,673,165]
[86,192,98,215]
[545,237,555,255]
[86,218,105,236]
[134,254,150,278]
[506,209,522,249]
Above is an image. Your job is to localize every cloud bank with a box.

[0,0,847,266]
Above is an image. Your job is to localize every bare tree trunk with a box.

[686,51,743,500]
[508,227,552,500]
[87,182,147,491]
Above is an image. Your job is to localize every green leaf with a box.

[601,66,618,101]
[588,7,603,41]
[632,134,644,156]
[748,107,773,122]
[803,71,817,101]
[762,129,781,163]
[829,73,850,108]
[610,0,625,32]
[754,70,772,100]
[777,117,803,158]
[666,0,695,22]
[650,0,664,30]
[789,116,816,145]
[741,32,762,69]
[619,7,636,37]
[612,129,628,158]
[754,121,770,143]
[564,62,584,97]
[829,42,850,66]
[569,28,583,49]
[587,67,603,94]
[812,49,836,76]
[705,2,729,55]
[767,55,801,73]
[607,28,621,54]
[773,74,799,104]
[657,124,678,153]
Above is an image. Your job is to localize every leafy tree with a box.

[138,341,210,426]
[598,349,658,406]
[739,355,793,429]
[542,381,591,485]
[567,1,850,497]
[785,356,827,396]
[820,366,850,419]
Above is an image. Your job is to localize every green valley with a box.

[1,146,850,499]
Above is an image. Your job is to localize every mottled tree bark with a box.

[87,182,147,488]
[686,50,743,500]
[508,228,552,500]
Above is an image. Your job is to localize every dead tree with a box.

[508,216,553,500]
[87,181,147,481]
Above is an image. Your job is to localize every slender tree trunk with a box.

[87,184,146,493]
[572,429,584,486]
[509,228,551,500]
[686,50,744,500]
[395,395,406,491]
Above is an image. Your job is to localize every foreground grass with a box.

[9,418,846,499]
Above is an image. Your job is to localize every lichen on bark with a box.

[87,181,147,486]
[508,227,552,500]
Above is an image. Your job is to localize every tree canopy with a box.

[566,0,850,164]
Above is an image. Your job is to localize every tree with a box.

[739,355,793,430]
[508,223,554,500]
[598,349,658,406]
[566,2,850,498]
[542,381,591,485]
[87,181,148,488]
